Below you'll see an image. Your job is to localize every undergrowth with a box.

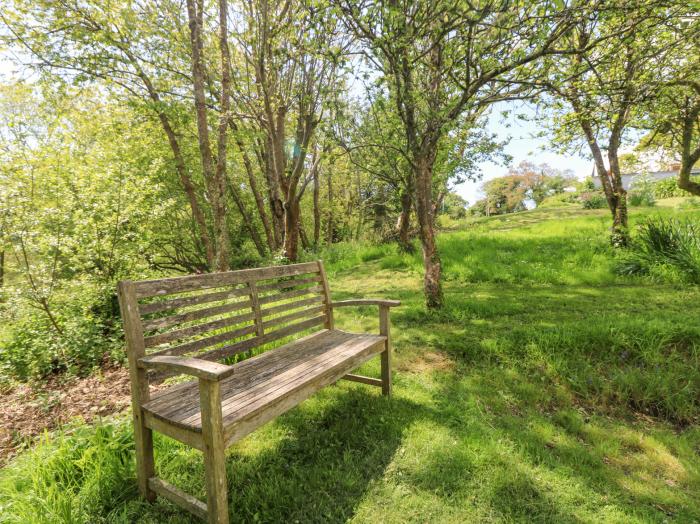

[616,217,700,283]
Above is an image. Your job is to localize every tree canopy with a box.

[0,0,697,342]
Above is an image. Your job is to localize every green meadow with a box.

[2,203,700,523]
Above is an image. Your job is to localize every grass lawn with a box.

[1,203,700,523]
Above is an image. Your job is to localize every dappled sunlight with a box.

[3,207,700,521]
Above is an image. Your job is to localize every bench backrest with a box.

[117,261,334,382]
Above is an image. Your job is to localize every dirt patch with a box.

[0,364,134,464]
[397,351,455,374]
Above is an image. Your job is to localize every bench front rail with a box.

[117,261,399,523]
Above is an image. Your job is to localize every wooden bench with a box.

[117,261,399,523]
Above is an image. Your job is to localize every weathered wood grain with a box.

[317,260,334,330]
[133,261,320,298]
[341,373,383,387]
[255,274,321,293]
[139,287,250,315]
[118,260,399,523]
[139,355,235,381]
[148,477,208,520]
[149,324,257,358]
[117,280,156,502]
[141,300,253,332]
[142,330,386,431]
[143,311,256,348]
[260,295,323,316]
[199,378,229,524]
[380,304,392,397]
[257,285,323,306]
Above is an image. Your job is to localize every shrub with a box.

[469,199,488,216]
[653,175,700,198]
[0,284,125,381]
[615,217,700,283]
[628,190,656,207]
[628,173,656,207]
[538,192,578,208]
[577,177,597,191]
[579,191,607,209]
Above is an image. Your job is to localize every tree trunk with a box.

[327,166,333,246]
[127,55,215,268]
[612,190,628,247]
[607,149,629,247]
[230,120,275,252]
[157,110,215,269]
[575,101,629,247]
[313,162,320,248]
[677,101,700,195]
[226,177,266,257]
[396,188,414,253]
[299,217,310,251]
[187,0,229,271]
[433,189,446,216]
[283,198,301,261]
[414,155,443,309]
[263,139,285,249]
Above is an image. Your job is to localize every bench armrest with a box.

[331,299,401,308]
[138,355,235,381]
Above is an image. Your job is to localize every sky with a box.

[454,103,594,206]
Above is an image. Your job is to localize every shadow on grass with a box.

[231,390,418,521]
[147,389,427,523]
[422,368,700,522]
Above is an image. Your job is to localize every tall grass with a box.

[3,205,700,522]
[0,421,138,523]
[616,217,700,283]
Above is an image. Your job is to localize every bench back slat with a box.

[132,261,321,298]
[119,261,333,384]
[197,315,327,363]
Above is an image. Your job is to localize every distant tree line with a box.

[471,162,577,216]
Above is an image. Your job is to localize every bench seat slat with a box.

[142,330,385,434]
[146,330,330,419]
[158,330,367,424]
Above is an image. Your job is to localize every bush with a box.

[615,217,700,283]
[628,190,656,207]
[0,284,125,381]
[577,177,597,191]
[653,175,700,199]
[628,173,656,207]
[539,192,579,208]
[469,199,488,216]
[579,191,607,209]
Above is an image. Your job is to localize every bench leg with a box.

[134,408,157,502]
[379,305,392,397]
[200,379,229,524]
